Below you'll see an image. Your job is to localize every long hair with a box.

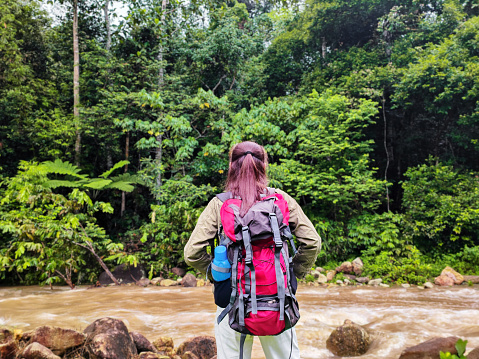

[225,141,269,217]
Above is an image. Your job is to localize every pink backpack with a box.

[215,188,300,341]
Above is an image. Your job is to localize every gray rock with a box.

[379,283,390,288]
[326,270,336,282]
[181,273,198,287]
[401,283,411,288]
[137,278,151,287]
[434,275,454,286]
[171,267,187,277]
[336,261,353,274]
[150,277,163,285]
[317,274,327,284]
[326,319,371,357]
[84,317,137,359]
[463,275,479,284]
[368,278,382,286]
[28,326,86,356]
[22,342,61,359]
[356,277,370,284]
[131,331,157,353]
[176,336,216,359]
[424,282,434,289]
[99,263,146,285]
[468,347,479,359]
[399,336,459,359]
[344,274,357,281]
[352,257,364,275]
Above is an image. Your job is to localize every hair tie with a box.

[244,151,253,156]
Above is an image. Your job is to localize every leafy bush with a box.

[402,160,479,254]
[362,247,433,284]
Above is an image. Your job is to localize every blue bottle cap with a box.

[214,245,227,261]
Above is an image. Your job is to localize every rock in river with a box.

[326,319,371,357]
[399,336,459,359]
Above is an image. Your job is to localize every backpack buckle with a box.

[269,213,283,248]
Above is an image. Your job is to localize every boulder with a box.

[344,274,357,281]
[181,273,198,287]
[352,258,364,275]
[434,275,454,286]
[83,317,137,359]
[171,267,187,277]
[326,319,371,357]
[379,283,390,288]
[181,352,199,359]
[176,336,216,359]
[401,284,411,288]
[28,326,86,356]
[22,342,61,359]
[0,328,13,344]
[336,261,353,274]
[326,270,336,282]
[131,332,157,353]
[424,282,434,289]
[160,279,178,287]
[317,274,327,284]
[139,352,168,359]
[463,275,479,284]
[399,337,459,359]
[311,269,322,279]
[467,348,479,359]
[441,266,464,285]
[150,277,163,285]
[153,337,175,357]
[368,278,382,286]
[356,277,370,284]
[137,278,151,287]
[0,339,18,359]
[99,263,146,285]
[153,337,174,350]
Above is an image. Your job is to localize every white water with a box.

[1,285,478,358]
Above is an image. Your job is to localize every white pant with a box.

[214,307,300,359]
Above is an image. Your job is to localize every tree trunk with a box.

[155,134,162,192]
[155,0,167,197]
[322,37,327,60]
[104,0,111,52]
[157,0,168,89]
[121,132,129,217]
[382,94,390,212]
[73,0,81,166]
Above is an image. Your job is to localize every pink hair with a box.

[225,141,269,217]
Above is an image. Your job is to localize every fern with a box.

[84,179,113,190]
[99,160,130,179]
[41,159,87,179]
[43,180,83,189]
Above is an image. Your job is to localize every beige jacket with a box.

[184,189,321,278]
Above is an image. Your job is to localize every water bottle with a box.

[211,245,231,282]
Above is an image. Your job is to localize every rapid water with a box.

[1,285,478,358]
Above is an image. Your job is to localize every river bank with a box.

[1,284,479,358]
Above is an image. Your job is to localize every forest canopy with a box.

[1,0,478,286]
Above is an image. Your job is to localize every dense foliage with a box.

[1,0,478,285]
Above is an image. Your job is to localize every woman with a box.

[184,141,321,359]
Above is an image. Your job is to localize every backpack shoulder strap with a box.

[216,192,233,203]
